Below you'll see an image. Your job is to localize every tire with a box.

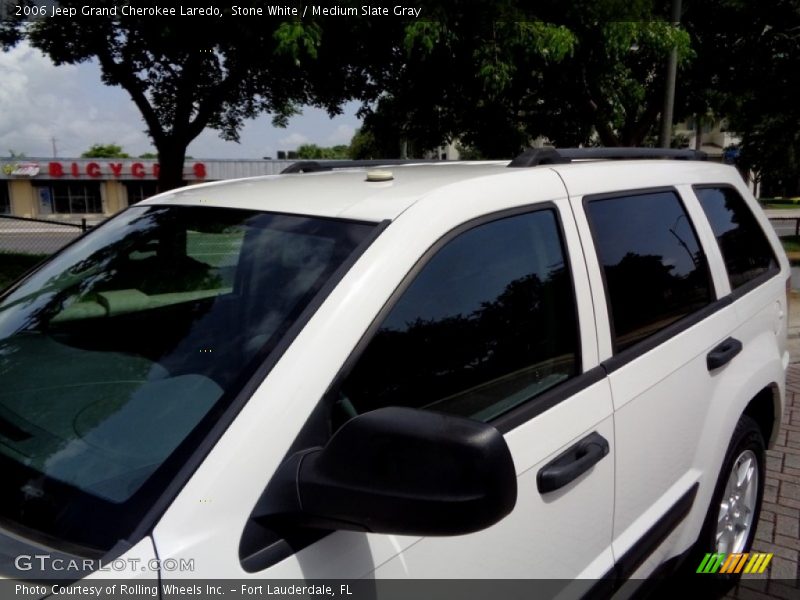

[689,414,767,585]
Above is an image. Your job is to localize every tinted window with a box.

[337,209,579,425]
[0,205,374,551]
[33,182,103,214]
[694,186,777,289]
[125,181,161,205]
[585,191,712,352]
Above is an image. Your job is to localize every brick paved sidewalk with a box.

[724,328,800,597]
[754,367,800,575]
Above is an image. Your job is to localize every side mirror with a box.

[261,407,517,536]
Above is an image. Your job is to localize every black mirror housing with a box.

[266,407,517,536]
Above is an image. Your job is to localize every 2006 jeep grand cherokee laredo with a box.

[0,148,788,596]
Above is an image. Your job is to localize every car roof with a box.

[142,162,508,222]
[141,159,742,222]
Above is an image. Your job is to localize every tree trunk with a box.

[156,140,188,192]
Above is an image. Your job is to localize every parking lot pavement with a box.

[0,218,85,254]
[765,210,800,238]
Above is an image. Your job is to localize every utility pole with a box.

[659,0,682,149]
[51,137,58,158]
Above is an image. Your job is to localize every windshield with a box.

[0,205,375,553]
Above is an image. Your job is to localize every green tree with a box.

[348,127,406,159]
[357,2,576,158]
[1,1,354,190]
[678,0,800,195]
[295,144,351,159]
[81,143,130,158]
[557,18,693,147]
[455,143,485,160]
[356,1,692,157]
[348,128,377,160]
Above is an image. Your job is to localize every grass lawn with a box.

[782,236,800,253]
[759,197,800,209]
[763,203,800,210]
[0,252,47,291]
[780,236,800,264]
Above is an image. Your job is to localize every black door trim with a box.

[600,297,732,374]
[494,366,605,434]
[614,482,700,581]
[578,482,700,600]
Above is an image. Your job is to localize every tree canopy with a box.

[3,0,799,193]
[356,0,692,157]
[4,0,692,171]
[295,144,351,159]
[676,0,800,194]
[81,143,130,158]
[1,0,358,189]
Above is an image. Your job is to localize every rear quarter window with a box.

[693,186,778,290]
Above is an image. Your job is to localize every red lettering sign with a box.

[40,161,206,179]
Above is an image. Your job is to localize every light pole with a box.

[660,0,683,149]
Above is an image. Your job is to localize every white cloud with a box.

[0,42,150,157]
[278,132,311,148]
[326,124,356,145]
[0,43,362,159]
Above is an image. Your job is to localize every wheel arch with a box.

[743,383,780,448]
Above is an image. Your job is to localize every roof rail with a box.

[508,147,707,168]
[280,159,446,174]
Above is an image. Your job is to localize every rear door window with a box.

[585,190,713,353]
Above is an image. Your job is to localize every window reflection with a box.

[340,209,579,423]
[586,191,712,352]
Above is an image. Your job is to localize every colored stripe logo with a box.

[696,552,773,574]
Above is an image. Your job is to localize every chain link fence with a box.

[0,215,89,291]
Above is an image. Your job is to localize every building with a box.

[673,117,741,160]
[1,140,760,223]
[0,158,295,222]
[672,119,764,196]
[426,141,461,161]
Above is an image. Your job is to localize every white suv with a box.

[0,148,788,594]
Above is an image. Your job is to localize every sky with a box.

[0,41,362,160]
